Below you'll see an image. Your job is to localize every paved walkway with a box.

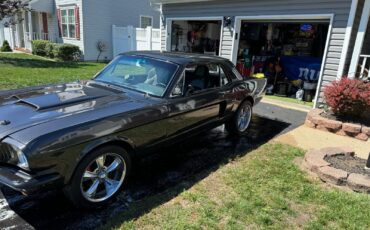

[261,97,369,159]
[274,125,370,159]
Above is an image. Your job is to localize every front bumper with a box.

[0,166,62,195]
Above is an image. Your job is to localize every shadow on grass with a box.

[0,56,99,69]
[2,115,290,230]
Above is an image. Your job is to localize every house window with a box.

[140,16,153,28]
[61,8,76,38]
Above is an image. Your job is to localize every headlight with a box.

[0,137,29,170]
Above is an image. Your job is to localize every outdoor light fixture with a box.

[224,16,233,27]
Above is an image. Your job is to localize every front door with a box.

[42,13,48,40]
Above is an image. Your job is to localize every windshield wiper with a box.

[93,80,126,93]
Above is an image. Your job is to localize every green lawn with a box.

[103,144,370,230]
[265,95,314,107]
[0,53,106,90]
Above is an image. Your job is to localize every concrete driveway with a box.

[0,102,307,230]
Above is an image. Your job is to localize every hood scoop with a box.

[14,93,104,110]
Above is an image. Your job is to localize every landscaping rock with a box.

[321,147,355,157]
[311,116,327,126]
[304,150,330,173]
[335,129,347,136]
[306,109,323,121]
[342,123,362,134]
[361,126,370,136]
[317,166,348,185]
[355,133,369,141]
[305,119,316,128]
[347,173,370,193]
[323,119,342,130]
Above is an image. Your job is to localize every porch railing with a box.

[358,54,370,80]
[24,32,56,42]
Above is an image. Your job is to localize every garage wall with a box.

[161,0,353,105]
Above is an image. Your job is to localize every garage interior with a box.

[236,20,329,102]
[170,20,221,55]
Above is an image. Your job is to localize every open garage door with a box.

[233,17,330,104]
[168,19,222,55]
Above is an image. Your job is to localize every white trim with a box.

[60,7,76,39]
[348,0,370,79]
[140,15,154,28]
[337,0,359,79]
[228,14,333,108]
[164,16,224,53]
[314,14,334,108]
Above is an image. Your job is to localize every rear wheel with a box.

[64,145,131,209]
[225,101,252,135]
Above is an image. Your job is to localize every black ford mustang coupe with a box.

[0,52,266,208]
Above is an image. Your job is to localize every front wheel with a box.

[225,101,253,135]
[64,145,131,209]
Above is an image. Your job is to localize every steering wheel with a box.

[156,83,167,88]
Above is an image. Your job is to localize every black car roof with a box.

[121,51,229,65]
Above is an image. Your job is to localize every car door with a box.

[165,63,228,139]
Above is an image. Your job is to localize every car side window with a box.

[170,72,185,97]
[219,66,230,86]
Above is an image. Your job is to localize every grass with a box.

[265,95,314,107]
[0,53,106,90]
[103,144,370,230]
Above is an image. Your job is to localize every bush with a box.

[0,40,12,52]
[45,42,55,58]
[32,40,51,56]
[324,77,370,118]
[53,43,81,61]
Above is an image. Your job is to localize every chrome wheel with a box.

[80,153,126,203]
[237,103,252,132]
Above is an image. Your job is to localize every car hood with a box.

[0,81,135,140]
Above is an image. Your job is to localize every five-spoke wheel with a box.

[81,153,126,203]
[64,146,131,208]
[225,100,253,135]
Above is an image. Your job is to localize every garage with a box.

[168,19,222,55]
[233,18,330,102]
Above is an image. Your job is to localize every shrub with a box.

[53,43,81,61]
[324,77,370,118]
[32,40,51,56]
[45,42,55,58]
[0,40,12,52]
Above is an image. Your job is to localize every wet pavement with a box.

[0,102,307,230]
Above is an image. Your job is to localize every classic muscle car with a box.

[0,52,266,208]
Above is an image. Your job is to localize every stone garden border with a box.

[303,147,370,193]
[305,109,370,141]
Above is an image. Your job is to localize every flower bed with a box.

[305,109,370,141]
[303,147,370,193]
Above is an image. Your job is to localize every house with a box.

[152,0,370,107]
[0,0,160,60]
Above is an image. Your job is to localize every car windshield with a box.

[94,55,179,97]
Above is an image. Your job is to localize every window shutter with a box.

[57,9,62,37]
[74,6,80,40]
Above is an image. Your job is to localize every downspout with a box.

[337,0,359,79]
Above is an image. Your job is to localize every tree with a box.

[0,0,29,26]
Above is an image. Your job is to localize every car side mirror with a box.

[186,84,195,96]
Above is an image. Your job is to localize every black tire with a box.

[64,145,131,209]
[225,100,253,136]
